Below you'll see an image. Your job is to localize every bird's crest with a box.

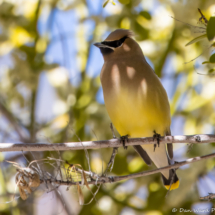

[104,29,134,41]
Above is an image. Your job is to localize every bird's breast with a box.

[100,61,171,137]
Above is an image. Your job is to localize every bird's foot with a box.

[174,161,180,170]
[120,135,129,150]
[153,130,161,151]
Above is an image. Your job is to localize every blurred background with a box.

[0,0,215,214]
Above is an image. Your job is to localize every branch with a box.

[38,151,215,186]
[0,134,214,152]
[11,137,215,202]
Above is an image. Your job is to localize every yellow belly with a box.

[104,86,170,138]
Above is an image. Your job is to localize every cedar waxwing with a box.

[94,29,179,190]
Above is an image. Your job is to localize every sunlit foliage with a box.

[0,0,215,214]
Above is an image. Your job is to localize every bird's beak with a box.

[93,43,115,50]
[93,42,103,48]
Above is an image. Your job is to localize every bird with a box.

[94,29,179,190]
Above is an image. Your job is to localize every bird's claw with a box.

[153,130,161,151]
[120,135,129,150]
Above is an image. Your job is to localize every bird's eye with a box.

[101,36,127,49]
[117,41,122,46]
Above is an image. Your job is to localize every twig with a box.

[70,128,91,172]
[30,91,37,141]
[0,134,214,152]
[106,123,118,173]
[198,8,208,24]
[200,193,215,201]
[105,148,118,173]
[170,16,206,31]
[110,123,116,139]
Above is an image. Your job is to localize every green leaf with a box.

[209,53,215,63]
[139,11,151,20]
[208,68,215,73]
[103,0,109,8]
[202,61,210,64]
[134,20,148,41]
[185,34,207,46]
[207,16,215,41]
[118,0,130,4]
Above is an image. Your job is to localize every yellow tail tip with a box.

[164,180,180,190]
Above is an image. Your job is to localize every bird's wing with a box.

[133,145,152,165]
[166,129,173,159]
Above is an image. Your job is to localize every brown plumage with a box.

[94,29,179,190]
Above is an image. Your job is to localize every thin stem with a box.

[30,90,37,141]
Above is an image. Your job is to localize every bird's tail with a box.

[161,169,179,190]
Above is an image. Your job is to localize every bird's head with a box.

[94,29,142,61]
